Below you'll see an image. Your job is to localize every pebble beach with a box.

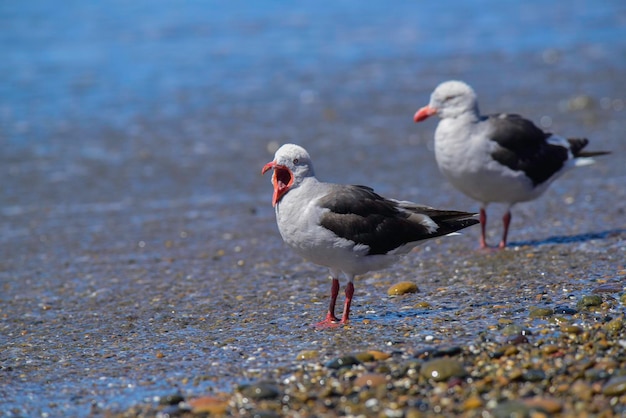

[2,1,626,417]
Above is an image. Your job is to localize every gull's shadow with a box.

[509,229,626,247]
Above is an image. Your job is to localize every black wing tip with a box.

[467,218,481,227]
[446,217,480,230]
[423,209,479,222]
[567,137,589,155]
[434,215,480,236]
[567,137,611,158]
[404,206,479,233]
[577,150,611,158]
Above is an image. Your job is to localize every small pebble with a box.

[388,282,419,296]
[296,350,319,361]
[354,373,387,388]
[523,397,563,413]
[522,369,546,382]
[577,295,603,309]
[405,408,423,418]
[592,283,623,293]
[355,352,375,362]
[188,396,229,414]
[503,345,519,356]
[368,350,391,361]
[506,334,529,345]
[159,405,184,416]
[420,358,466,381]
[325,356,360,369]
[604,317,623,335]
[355,350,391,362]
[529,307,554,318]
[570,380,593,401]
[463,395,483,410]
[541,344,559,355]
[240,382,280,400]
[553,306,578,315]
[561,324,583,335]
[158,392,184,406]
[248,410,279,418]
[501,324,522,336]
[602,375,626,396]
[432,346,462,357]
[490,400,531,418]
[584,368,610,381]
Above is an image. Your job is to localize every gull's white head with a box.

[414,80,479,122]
[261,143,315,206]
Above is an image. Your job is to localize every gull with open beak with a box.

[262,143,479,327]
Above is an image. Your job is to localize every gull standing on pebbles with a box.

[414,80,609,248]
[262,143,479,327]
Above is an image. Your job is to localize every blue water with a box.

[2,1,625,144]
[1,1,625,416]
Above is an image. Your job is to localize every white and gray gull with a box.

[262,143,479,327]
[414,80,609,249]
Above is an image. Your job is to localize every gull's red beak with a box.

[262,161,293,207]
[413,105,437,122]
[261,161,275,175]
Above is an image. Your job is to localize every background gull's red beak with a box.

[414,105,437,122]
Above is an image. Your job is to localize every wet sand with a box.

[1,1,626,416]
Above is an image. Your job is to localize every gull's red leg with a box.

[340,282,354,324]
[479,207,488,249]
[314,278,341,327]
[499,211,511,249]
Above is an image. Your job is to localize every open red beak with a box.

[261,161,275,175]
[261,161,293,207]
[413,105,437,122]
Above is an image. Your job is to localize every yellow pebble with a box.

[388,282,419,296]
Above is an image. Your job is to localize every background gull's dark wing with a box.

[486,113,570,186]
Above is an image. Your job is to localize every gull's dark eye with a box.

[293,158,299,164]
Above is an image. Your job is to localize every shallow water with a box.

[1,1,626,416]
